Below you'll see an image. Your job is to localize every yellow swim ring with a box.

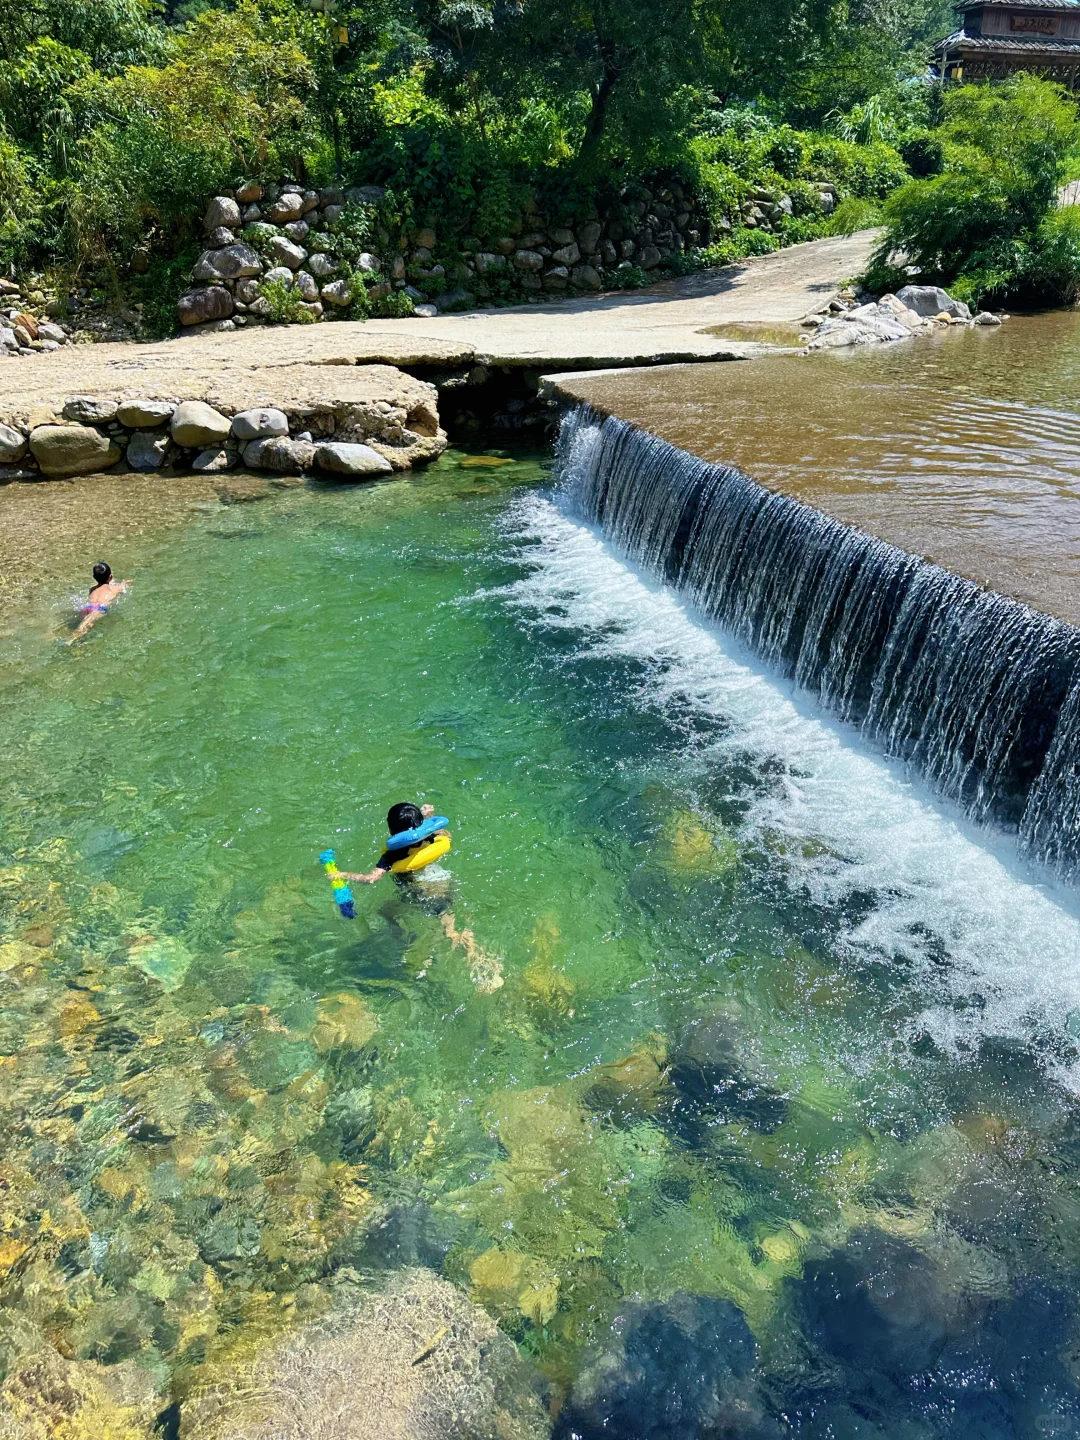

[389,833,451,874]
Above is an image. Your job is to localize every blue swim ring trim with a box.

[384,815,449,851]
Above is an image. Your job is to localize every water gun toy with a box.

[319,849,355,918]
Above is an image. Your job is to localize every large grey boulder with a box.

[308,252,337,279]
[514,249,544,272]
[571,264,602,291]
[295,272,319,302]
[179,1267,550,1440]
[204,196,242,231]
[0,422,27,463]
[895,284,971,320]
[356,252,380,273]
[36,321,69,344]
[62,396,118,424]
[283,220,310,243]
[244,436,315,472]
[206,226,237,248]
[314,442,393,477]
[434,287,475,313]
[117,398,175,428]
[474,252,506,275]
[236,180,263,204]
[265,192,305,224]
[578,220,603,251]
[192,447,235,473]
[231,407,288,441]
[29,424,122,477]
[270,236,307,270]
[639,245,661,269]
[171,401,232,448]
[126,430,170,471]
[346,184,387,206]
[194,244,262,282]
[320,279,353,307]
[178,287,233,326]
[552,242,580,266]
[262,266,295,289]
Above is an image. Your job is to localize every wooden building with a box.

[934,0,1080,84]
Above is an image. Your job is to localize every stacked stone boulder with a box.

[0,375,445,482]
[178,179,713,329]
[178,182,389,333]
[463,181,711,302]
[0,276,76,359]
[729,183,835,236]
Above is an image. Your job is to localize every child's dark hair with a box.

[387,802,423,835]
[91,562,112,588]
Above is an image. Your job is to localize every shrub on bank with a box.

[869,74,1080,306]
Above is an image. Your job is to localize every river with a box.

[3,322,1080,1436]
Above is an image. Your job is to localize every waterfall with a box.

[556,406,1080,873]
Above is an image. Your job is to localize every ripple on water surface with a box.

[1,447,1080,1436]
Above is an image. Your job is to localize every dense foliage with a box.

[5,0,1071,317]
[870,74,1080,305]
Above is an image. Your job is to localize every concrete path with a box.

[1,232,877,416]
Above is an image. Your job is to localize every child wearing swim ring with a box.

[339,802,447,884]
[338,801,503,991]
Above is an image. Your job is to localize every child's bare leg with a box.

[440,910,504,992]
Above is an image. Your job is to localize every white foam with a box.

[493,492,1080,1082]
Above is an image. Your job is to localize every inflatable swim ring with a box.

[389,832,451,873]
[385,815,449,851]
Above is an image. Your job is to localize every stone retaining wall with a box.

[0,364,446,482]
[178,179,715,331]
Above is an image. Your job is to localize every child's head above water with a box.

[92,562,112,587]
[387,802,424,836]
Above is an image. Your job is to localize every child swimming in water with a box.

[68,562,131,645]
[338,802,504,991]
[339,802,447,884]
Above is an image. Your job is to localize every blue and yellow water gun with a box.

[319,849,355,918]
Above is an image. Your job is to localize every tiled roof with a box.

[937,27,1080,48]
[957,0,1080,9]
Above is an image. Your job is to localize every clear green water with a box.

[4,448,1080,1435]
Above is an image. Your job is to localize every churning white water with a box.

[496,486,1080,1087]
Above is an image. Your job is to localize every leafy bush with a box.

[827,195,881,235]
[260,277,317,324]
[898,130,944,178]
[806,136,907,198]
[872,74,1080,304]
[605,264,651,289]
[370,288,415,318]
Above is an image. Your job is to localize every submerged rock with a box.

[795,1227,981,1377]
[667,1009,787,1136]
[181,1267,551,1440]
[556,1292,772,1440]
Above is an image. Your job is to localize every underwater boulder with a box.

[667,1011,787,1137]
[180,1266,551,1440]
[795,1227,980,1381]
[556,1292,774,1440]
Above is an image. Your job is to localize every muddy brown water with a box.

[562,312,1080,625]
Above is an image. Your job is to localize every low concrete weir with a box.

[555,404,1080,875]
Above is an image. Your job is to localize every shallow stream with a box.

[4,434,1080,1436]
